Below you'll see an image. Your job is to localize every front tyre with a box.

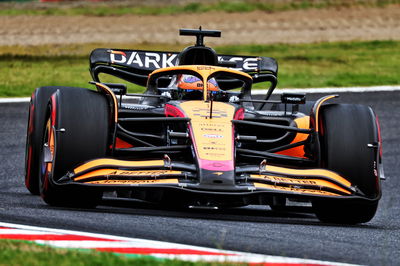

[313,200,378,224]
[25,87,64,195]
[313,104,381,224]
[39,88,110,207]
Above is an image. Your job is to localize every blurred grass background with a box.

[0,40,399,96]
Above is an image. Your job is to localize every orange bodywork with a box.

[253,183,340,196]
[73,159,165,175]
[251,164,354,195]
[93,82,118,123]
[251,175,351,195]
[314,95,338,132]
[87,179,179,185]
[277,116,310,158]
[179,101,236,162]
[263,165,352,187]
[74,169,182,181]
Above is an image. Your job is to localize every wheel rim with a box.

[40,118,54,193]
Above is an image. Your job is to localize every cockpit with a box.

[146,65,253,104]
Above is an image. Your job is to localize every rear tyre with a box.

[313,104,380,224]
[25,87,66,195]
[39,88,110,207]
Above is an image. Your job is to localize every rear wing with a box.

[89,49,278,90]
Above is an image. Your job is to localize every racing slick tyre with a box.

[25,87,69,195]
[313,104,380,224]
[39,88,109,207]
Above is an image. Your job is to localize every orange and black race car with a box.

[25,29,383,224]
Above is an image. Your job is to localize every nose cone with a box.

[177,100,238,188]
[198,169,236,189]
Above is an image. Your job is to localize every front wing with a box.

[56,157,376,203]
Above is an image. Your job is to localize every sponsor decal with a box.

[88,178,179,185]
[251,173,352,195]
[252,175,318,185]
[373,161,378,177]
[108,51,260,71]
[218,56,259,71]
[203,146,226,151]
[200,127,223,132]
[254,183,339,196]
[110,51,177,69]
[204,153,225,157]
[286,97,302,102]
[74,168,182,181]
[192,108,228,118]
[106,170,181,176]
[212,172,224,176]
[197,66,216,71]
[121,104,152,110]
[111,50,126,56]
[202,134,223,139]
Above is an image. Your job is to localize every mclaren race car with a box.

[25,29,383,224]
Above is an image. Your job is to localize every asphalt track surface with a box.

[0,91,399,265]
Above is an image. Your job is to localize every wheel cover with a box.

[40,119,54,192]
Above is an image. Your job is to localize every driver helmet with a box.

[177,74,220,99]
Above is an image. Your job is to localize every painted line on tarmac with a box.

[0,85,399,103]
[0,222,358,266]
[0,97,30,103]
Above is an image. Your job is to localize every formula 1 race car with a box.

[25,28,383,224]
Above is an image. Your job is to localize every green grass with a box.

[0,40,399,97]
[0,239,245,266]
[0,0,399,16]
[1,55,90,97]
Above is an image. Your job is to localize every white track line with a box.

[0,97,30,103]
[0,85,399,103]
[252,85,400,95]
[0,222,358,266]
